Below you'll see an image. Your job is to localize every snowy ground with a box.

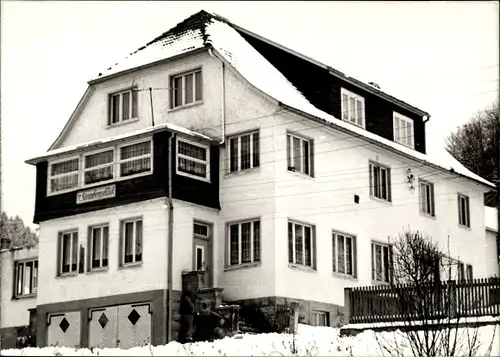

[1,323,499,356]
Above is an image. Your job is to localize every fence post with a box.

[447,280,457,319]
[344,288,352,325]
[288,302,299,334]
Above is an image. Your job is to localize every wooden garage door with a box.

[88,303,151,349]
[47,311,81,348]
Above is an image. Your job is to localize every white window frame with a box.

[458,193,470,228]
[287,133,313,177]
[47,155,81,196]
[194,222,210,238]
[369,162,392,202]
[176,137,210,182]
[393,112,415,149]
[117,139,154,180]
[288,220,316,269]
[88,224,109,271]
[341,88,365,128]
[332,231,356,277]
[312,310,329,327]
[82,147,116,188]
[108,88,138,125]
[227,219,261,267]
[419,179,435,217]
[14,259,38,297]
[228,130,260,173]
[120,218,143,266]
[58,230,79,275]
[170,69,203,109]
[371,241,392,283]
[46,138,154,196]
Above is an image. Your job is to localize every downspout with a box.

[208,48,226,145]
[165,132,174,343]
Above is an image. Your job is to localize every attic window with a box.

[109,89,138,125]
[341,88,365,128]
[170,69,202,109]
[393,112,414,148]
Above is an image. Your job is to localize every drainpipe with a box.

[208,47,226,145]
[165,132,174,343]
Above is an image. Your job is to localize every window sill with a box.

[332,272,357,281]
[369,195,392,205]
[288,263,316,273]
[107,117,139,129]
[420,211,436,220]
[56,272,78,279]
[287,169,314,180]
[372,280,390,286]
[225,166,261,178]
[458,224,472,231]
[86,267,109,274]
[12,293,37,300]
[224,262,261,272]
[343,118,366,130]
[119,262,143,270]
[176,170,211,183]
[168,101,203,113]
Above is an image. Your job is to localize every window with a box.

[48,157,79,194]
[83,149,114,186]
[228,220,260,266]
[458,262,465,281]
[466,264,473,280]
[458,194,470,227]
[287,133,313,176]
[393,112,414,148]
[332,232,357,277]
[14,260,38,297]
[88,225,109,270]
[120,219,143,266]
[119,140,152,178]
[109,89,138,125]
[194,223,210,238]
[369,162,391,202]
[419,179,435,216]
[58,231,79,275]
[177,138,210,181]
[341,88,365,128]
[229,131,260,173]
[288,221,315,269]
[371,242,392,283]
[171,69,202,109]
[312,311,329,327]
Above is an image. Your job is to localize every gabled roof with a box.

[46,10,494,189]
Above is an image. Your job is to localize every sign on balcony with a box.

[76,185,116,204]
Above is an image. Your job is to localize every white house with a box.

[12,10,497,349]
[485,206,499,277]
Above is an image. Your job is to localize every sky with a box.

[1,1,498,228]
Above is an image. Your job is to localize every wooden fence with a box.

[345,278,500,324]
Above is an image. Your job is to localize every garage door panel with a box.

[117,304,152,349]
[47,311,81,348]
[89,306,118,349]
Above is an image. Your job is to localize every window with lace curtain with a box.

[118,140,152,178]
[48,157,79,194]
[83,149,115,186]
[176,138,210,181]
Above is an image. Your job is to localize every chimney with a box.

[368,81,380,89]
[0,238,10,250]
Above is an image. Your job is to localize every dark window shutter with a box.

[431,184,435,216]
[56,233,62,276]
[389,245,394,284]
[369,164,373,196]
[312,226,317,270]
[387,168,392,202]
[118,222,124,266]
[352,237,357,278]
[78,244,85,274]
[87,227,91,272]
[286,134,291,169]
[466,197,470,227]
[310,139,315,178]
[457,195,461,225]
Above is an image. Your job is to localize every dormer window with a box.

[109,89,138,125]
[341,88,365,128]
[393,112,414,148]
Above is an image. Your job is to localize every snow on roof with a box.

[485,206,498,232]
[85,11,493,188]
[26,122,211,165]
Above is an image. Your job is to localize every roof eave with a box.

[88,46,209,86]
[278,102,495,190]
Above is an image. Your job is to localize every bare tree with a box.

[374,230,496,357]
[445,103,499,207]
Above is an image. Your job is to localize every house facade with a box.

[10,10,496,349]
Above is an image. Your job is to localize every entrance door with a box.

[193,222,212,288]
